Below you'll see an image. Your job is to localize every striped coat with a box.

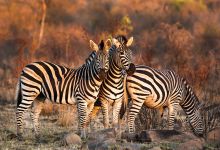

[124,65,204,136]
[16,40,111,139]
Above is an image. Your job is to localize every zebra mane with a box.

[85,45,116,65]
[85,40,107,65]
[115,35,128,44]
[85,51,96,65]
[99,40,104,51]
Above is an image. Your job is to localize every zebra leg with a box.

[167,104,178,130]
[16,94,38,140]
[17,102,36,140]
[100,98,110,129]
[87,102,95,117]
[16,108,26,140]
[155,107,164,129]
[112,99,122,129]
[77,100,87,138]
[128,98,145,133]
[87,106,101,131]
[90,106,101,121]
[84,102,95,128]
[30,100,43,139]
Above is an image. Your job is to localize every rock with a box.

[207,127,220,146]
[176,138,205,150]
[88,128,116,141]
[136,130,197,143]
[121,132,139,142]
[87,128,117,149]
[63,132,82,146]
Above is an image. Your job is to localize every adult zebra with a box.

[15,39,111,140]
[124,66,204,136]
[87,35,135,129]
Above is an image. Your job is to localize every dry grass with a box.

[0,104,75,149]
[37,100,78,127]
[56,105,77,127]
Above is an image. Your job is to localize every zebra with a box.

[85,35,136,129]
[123,65,204,136]
[15,39,111,140]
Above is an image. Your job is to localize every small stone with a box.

[63,132,82,146]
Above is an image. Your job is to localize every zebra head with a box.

[189,101,204,137]
[192,108,204,137]
[112,35,135,76]
[90,39,111,80]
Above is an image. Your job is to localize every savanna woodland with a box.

[0,0,219,149]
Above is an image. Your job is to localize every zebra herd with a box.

[15,35,204,140]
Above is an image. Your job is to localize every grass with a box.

[0,104,78,150]
[1,103,219,149]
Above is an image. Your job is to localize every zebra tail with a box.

[15,79,22,107]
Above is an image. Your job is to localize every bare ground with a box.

[0,104,76,149]
[0,104,219,150]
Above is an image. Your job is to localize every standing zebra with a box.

[124,65,204,136]
[88,35,136,129]
[15,39,111,139]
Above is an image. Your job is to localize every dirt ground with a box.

[0,104,219,150]
[0,104,77,149]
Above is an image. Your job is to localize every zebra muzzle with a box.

[98,69,107,80]
[126,63,136,76]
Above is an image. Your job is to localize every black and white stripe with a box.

[125,65,204,136]
[87,35,136,128]
[15,40,110,139]
[97,35,135,128]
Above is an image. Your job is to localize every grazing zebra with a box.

[15,39,111,139]
[124,65,204,136]
[86,35,136,129]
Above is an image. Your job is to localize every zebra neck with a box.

[109,59,123,76]
[181,81,200,112]
[90,61,105,83]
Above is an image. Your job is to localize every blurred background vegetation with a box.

[0,0,219,107]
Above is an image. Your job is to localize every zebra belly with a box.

[41,86,76,105]
[143,94,161,108]
[105,91,123,100]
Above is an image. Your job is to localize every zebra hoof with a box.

[35,135,41,143]
[17,134,23,141]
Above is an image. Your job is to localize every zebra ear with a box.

[90,40,99,52]
[126,36,133,47]
[105,39,111,52]
[112,38,120,48]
